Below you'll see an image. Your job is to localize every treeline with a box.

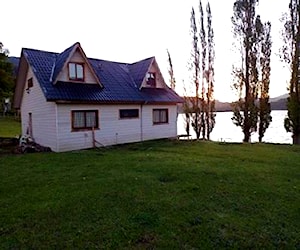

[167,0,300,144]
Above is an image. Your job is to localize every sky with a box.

[1,0,290,102]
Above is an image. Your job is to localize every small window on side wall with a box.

[27,78,33,88]
[69,63,84,81]
[153,109,168,124]
[119,109,139,119]
[72,110,98,131]
[26,78,33,94]
[146,72,156,87]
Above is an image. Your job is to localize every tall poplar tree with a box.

[199,1,207,139]
[231,0,262,142]
[190,7,202,139]
[167,49,176,91]
[283,0,300,144]
[258,22,272,142]
[205,2,216,140]
[189,1,215,140]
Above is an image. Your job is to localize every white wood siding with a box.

[56,104,178,152]
[141,105,178,140]
[56,104,143,152]
[56,50,98,84]
[21,67,58,151]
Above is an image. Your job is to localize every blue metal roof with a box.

[22,44,183,104]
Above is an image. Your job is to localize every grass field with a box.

[1,139,299,249]
[0,116,21,137]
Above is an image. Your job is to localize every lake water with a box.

[177,110,293,144]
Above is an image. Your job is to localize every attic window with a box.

[27,78,33,89]
[26,78,33,93]
[146,72,156,87]
[69,63,84,81]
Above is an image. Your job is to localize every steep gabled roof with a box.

[129,57,154,88]
[51,43,75,83]
[16,43,183,105]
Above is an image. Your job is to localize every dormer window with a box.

[68,63,84,81]
[146,72,156,87]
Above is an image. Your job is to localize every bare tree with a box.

[190,7,202,139]
[205,2,216,140]
[167,49,176,91]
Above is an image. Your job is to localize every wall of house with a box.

[55,104,178,152]
[21,66,58,151]
[56,104,143,152]
[141,105,178,141]
[56,49,98,84]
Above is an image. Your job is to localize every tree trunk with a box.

[293,134,300,145]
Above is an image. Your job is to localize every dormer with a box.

[53,43,102,86]
[140,58,167,89]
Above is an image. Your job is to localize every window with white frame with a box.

[146,72,156,87]
[68,62,84,81]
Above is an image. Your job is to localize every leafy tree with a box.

[0,42,14,113]
[231,0,262,142]
[258,22,272,142]
[282,0,300,144]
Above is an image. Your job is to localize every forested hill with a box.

[215,95,288,112]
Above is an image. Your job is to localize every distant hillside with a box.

[179,94,288,113]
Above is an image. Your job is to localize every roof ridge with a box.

[22,47,58,55]
[130,56,155,65]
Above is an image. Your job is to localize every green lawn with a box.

[0,116,21,137]
[1,140,300,249]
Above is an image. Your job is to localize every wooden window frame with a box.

[153,109,169,125]
[119,109,139,119]
[71,110,99,131]
[68,62,85,81]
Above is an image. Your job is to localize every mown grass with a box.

[1,140,300,249]
[0,116,21,137]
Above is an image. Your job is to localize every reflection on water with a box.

[177,110,292,144]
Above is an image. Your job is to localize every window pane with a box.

[160,110,167,123]
[86,111,96,128]
[69,63,76,79]
[146,72,156,87]
[73,111,85,128]
[153,109,168,124]
[153,110,160,123]
[76,64,84,79]
[120,109,139,119]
